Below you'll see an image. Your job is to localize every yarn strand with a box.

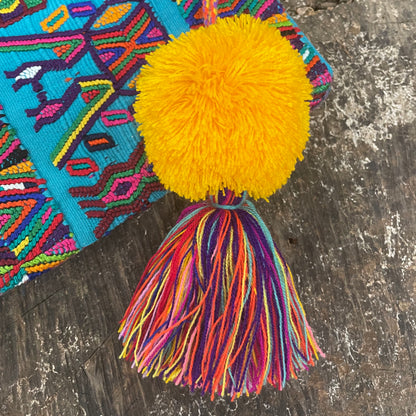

[119,191,323,400]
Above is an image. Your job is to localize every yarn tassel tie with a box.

[119,190,323,400]
[120,13,327,399]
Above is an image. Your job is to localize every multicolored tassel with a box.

[119,11,328,399]
[119,191,323,399]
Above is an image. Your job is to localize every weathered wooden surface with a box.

[1,0,415,414]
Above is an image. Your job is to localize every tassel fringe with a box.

[119,192,323,400]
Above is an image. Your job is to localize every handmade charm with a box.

[119,5,332,400]
[0,0,331,296]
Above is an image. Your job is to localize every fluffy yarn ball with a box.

[134,14,312,201]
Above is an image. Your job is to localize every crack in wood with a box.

[21,287,65,318]
[81,327,119,367]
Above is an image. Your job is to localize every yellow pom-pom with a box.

[134,14,312,201]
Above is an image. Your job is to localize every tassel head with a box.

[134,15,312,201]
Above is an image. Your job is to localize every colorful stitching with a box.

[90,4,169,84]
[0,0,46,28]
[69,142,164,239]
[83,133,116,152]
[49,77,116,168]
[0,0,170,171]
[68,2,97,18]
[66,157,99,176]
[93,3,132,28]
[101,109,134,127]
[40,5,70,33]
[0,108,79,293]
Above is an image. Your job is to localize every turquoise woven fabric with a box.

[0,0,332,294]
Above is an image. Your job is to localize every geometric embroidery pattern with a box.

[68,2,97,18]
[90,3,168,85]
[66,157,99,176]
[0,0,181,270]
[0,0,332,293]
[83,133,116,152]
[50,77,116,169]
[69,141,164,238]
[101,109,134,127]
[40,5,70,33]
[0,0,170,169]
[0,0,47,28]
[176,0,284,30]
[0,108,79,294]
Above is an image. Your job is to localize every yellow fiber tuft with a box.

[134,14,312,201]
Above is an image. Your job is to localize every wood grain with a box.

[1,0,415,415]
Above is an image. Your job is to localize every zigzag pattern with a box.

[90,1,170,85]
[0,0,332,293]
[69,141,165,239]
[176,0,332,107]
[0,119,28,170]
[0,108,79,294]
[0,1,170,172]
